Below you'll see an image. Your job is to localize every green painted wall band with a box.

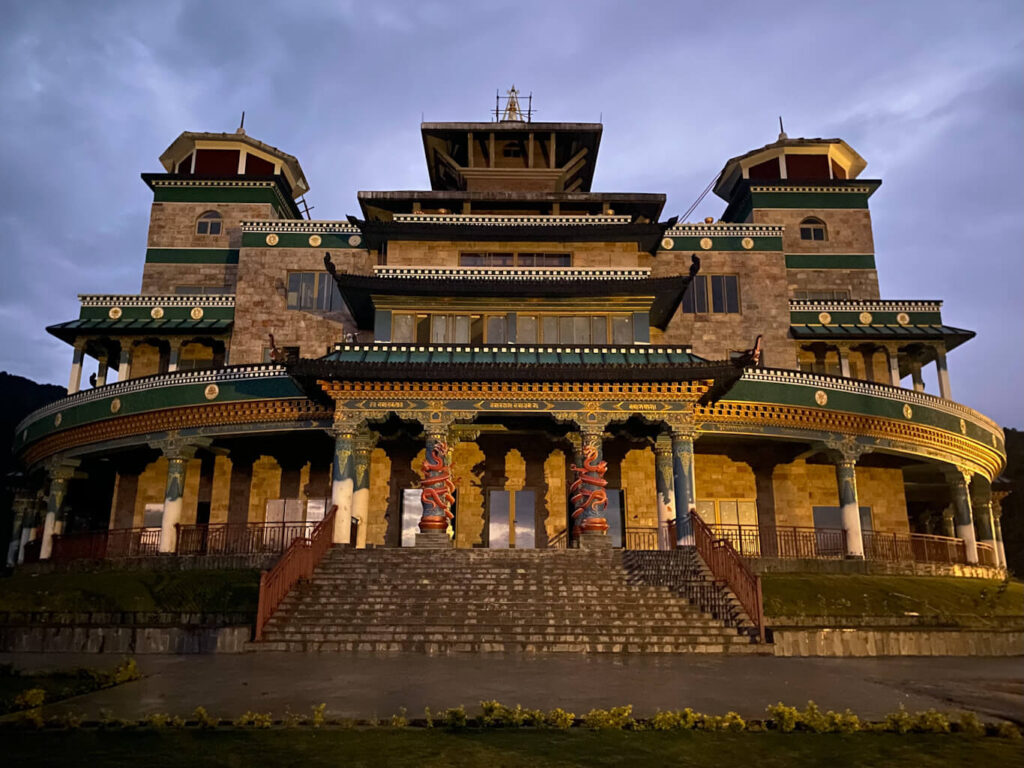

[240,232,364,249]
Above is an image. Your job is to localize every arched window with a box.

[799,217,827,241]
[195,211,222,236]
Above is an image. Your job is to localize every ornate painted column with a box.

[571,426,610,549]
[884,344,901,387]
[149,436,206,553]
[95,355,109,387]
[670,427,697,547]
[351,431,376,549]
[7,493,34,567]
[417,426,455,548]
[67,343,85,395]
[40,459,80,560]
[946,468,978,564]
[117,341,133,381]
[941,507,956,538]
[823,438,870,558]
[654,437,676,550]
[934,346,952,400]
[330,426,356,545]
[837,346,852,378]
[971,480,998,567]
[910,360,925,393]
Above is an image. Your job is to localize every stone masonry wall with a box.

[230,246,374,364]
[786,268,880,301]
[757,208,875,255]
[653,249,796,370]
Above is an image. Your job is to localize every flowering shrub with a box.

[583,706,634,730]
[443,706,468,730]
[958,712,985,737]
[544,708,575,730]
[765,702,799,732]
[234,711,273,728]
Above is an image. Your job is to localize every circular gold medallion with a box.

[699,237,713,250]
[108,307,123,320]
[54,413,63,426]
[660,237,674,250]
[204,384,220,401]
[814,390,828,406]
[110,398,121,414]
[818,312,832,325]
[190,307,204,320]
[859,312,873,325]
[265,233,279,246]
[902,404,913,419]
[308,235,322,247]
[348,235,361,247]
[896,312,910,326]
[741,237,754,250]
[960,418,967,435]
[150,307,164,319]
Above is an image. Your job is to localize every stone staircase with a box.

[256,547,770,654]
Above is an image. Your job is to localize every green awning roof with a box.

[47,318,233,343]
[320,345,707,366]
[790,323,974,350]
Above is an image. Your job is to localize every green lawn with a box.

[0,570,260,614]
[762,574,1024,623]
[4,730,1021,768]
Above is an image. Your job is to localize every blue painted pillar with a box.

[654,438,676,550]
[671,430,696,547]
[40,460,79,560]
[331,428,356,545]
[947,469,978,564]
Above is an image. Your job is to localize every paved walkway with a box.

[3,653,1021,723]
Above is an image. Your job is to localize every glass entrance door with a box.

[488,489,537,548]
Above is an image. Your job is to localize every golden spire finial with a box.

[502,85,524,122]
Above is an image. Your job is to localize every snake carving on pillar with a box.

[420,440,455,528]
[570,443,608,532]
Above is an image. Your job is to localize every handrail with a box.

[255,505,337,642]
[691,511,765,643]
[175,521,315,557]
[547,529,569,549]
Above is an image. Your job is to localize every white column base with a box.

[39,511,56,560]
[841,501,864,558]
[957,522,978,564]
[352,487,369,549]
[332,478,354,544]
[159,499,181,553]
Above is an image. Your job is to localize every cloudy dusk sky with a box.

[1,0,1021,426]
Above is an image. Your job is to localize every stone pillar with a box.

[227,452,257,527]
[67,344,85,395]
[992,491,1008,569]
[838,346,851,378]
[885,345,901,387]
[941,507,955,538]
[417,427,454,548]
[352,432,375,549]
[654,437,676,550]
[149,437,206,553]
[670,428,696,547]
[934,346,952,400]
[117,343,133,381]
[971,480,998,568]
[7,493,34,567]
[40,459,80,560]
[571,427,610,549]
[910,361,925,393]
[18,494,42,564]
[751,461,780,557]
[823,438,869,558]
[947,468,978,564]
[95,357,109,387]
[330,427,356,545]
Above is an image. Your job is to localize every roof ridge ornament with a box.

[494,86,533,122]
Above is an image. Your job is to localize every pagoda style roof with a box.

[48,317,232,343]
[347,214,675,255]
[357,190,665,221]
[326,266,695,331]
[790,323,975,349]
[288,343,747,392]
[46,294,235,344]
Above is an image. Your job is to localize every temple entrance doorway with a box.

[486,488,539,548]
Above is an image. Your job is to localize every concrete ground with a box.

[3,652,1021,724]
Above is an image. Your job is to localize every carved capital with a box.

[943,465,973,488]
[43,456,81,482]
[148,433,209,461]
[820,435,871,466]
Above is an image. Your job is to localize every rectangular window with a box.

[287,272,341,312]
[486,315,506,344]
[392,314,415,343]
[454,315,471,344]
[682,275,739,314]
[542,316,558,344]
[459,252,571,267]
[517,315,537,344]
[611,315,632,344]
[591,317,608,345]
[573,316,590,344]
[558,316,574,344]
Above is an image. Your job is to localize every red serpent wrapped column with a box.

[570,430,608,542]
[419,435,455,534]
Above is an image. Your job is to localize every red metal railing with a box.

[176,522,315,556]
[711,524,847,559]
[51,527,161,562]
[255,505,337,642]
[976,542,998,568]
[862,531,968,566]
[691,510,765,643]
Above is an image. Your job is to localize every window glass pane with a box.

[542,316,558,343]
[695,500,716,524]
[591,317,607,344]
[517,253,536,267]
[486,315,506,344]
[546,253,571,267]
[209,221,221,235]
[430,314,448,344]
[682,282,695,313]
[724,275,739,313]
[517,315,537,344]
[286,273,301,308]
[558,316,574,344]
[454,315,471,344]
[800,227,812,240]
[711,275,725,313]
[460,253,483,267]
[315,273,329,311]
[392,314,414,342]
[300,273,316,310]
[416,315,430,345]
[471,316,484,345]
[813,228,825,241]
[737,501,758,526]
[611,315,632,344]
[492,253,514,267]
[197,221,209,234]
[694,276,708,313]
[573,316,590,344]
[718,500,739,526]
